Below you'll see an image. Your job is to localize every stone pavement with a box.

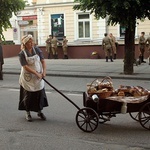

[2,57,150,80]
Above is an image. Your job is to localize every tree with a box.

[0,0,25,40]
[73,0,150,74]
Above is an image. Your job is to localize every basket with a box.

[97,76,113,91]
[97,91,113,99]
[87,76,113,99]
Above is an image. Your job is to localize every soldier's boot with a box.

[114,54,116,59]
[48,53,50,59]
[138,56,142,65]
[106,56,108,62]
[0,71,3,80]
[65,55,68,59]
[52,55,55,59]
[55,54,58,59]
[64,55,68,59]
[110,56,113,62]
[141,56,146,63]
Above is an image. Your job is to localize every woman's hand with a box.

[35,72,43,80]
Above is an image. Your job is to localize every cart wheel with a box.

[139,102,150,130]
[129,112,139,122]
[76,107,99,132]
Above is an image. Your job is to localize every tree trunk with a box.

[124,20,136,75]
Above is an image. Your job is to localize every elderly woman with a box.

[18,34,48,122]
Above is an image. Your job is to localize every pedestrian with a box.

[145,34,150,65]
[139,32,146,63]
[62,36,68,59]
[102,33,113,62]
[18,34,48,122]
[45,35,52,59]
[51,35,61,59]
[109,33,117,59]
[0,39,4,80]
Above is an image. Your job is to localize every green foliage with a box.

[0,0,25,40]
[73,0,150,27]
[74,0,150,74]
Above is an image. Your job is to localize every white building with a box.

[5,0,150,46]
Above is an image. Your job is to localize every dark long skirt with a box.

[18,86,48,112]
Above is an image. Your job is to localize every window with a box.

[77,14,90,39]
[120,26,126,38]
[51,14,64,40]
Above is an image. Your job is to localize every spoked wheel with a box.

[139,102,150,130]
[129,112,139,122]
[76,107,99,132]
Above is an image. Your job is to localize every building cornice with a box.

[25,2,76,9]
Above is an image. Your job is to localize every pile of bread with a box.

[87,80,113,95]
[87,84,149,97]
[114,85,149,97]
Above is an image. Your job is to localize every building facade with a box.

[2,0,149,59]
[10,0,148,46]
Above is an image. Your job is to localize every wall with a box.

[2,44,149,59]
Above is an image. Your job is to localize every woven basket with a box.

[97,76,113,91]
[97,91,112,99]
[87,76,113,99]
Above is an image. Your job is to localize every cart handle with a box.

[43,78,81,110]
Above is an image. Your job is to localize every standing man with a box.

[109,33,117,59]
[62,36,68,59]
[145,34,150,65]
[139,32,146,63]
[45,35,52,59]
[0,39,4,80]
[102,33,113,62]
[51,35,61,59]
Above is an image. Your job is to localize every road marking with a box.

[8,89,19,92]
[67,93,82,97]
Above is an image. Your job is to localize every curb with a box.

[3,71,150,81]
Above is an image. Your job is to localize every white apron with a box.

[19,48,44,92]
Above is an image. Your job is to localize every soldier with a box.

[45,35,52,59]
[51,35,61,59]
[109,33,117,59]
[0,39,4,80]
[139,32,146,63]
[145,34,150,65]
[62,36,68,59]
[102,33,113,62]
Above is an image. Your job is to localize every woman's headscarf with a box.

[21,34,33,50]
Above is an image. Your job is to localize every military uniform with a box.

[102,34,113,62]
[62,36,68,59]
[51,36,60,59]
[145,36,150,65]
[109,34,117,59]
[45,35,52,59]
[139,32,146,63]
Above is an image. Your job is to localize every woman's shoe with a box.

[26,114,32,122]
[37,113,46,120]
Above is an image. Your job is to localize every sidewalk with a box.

[3,57,150,80]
